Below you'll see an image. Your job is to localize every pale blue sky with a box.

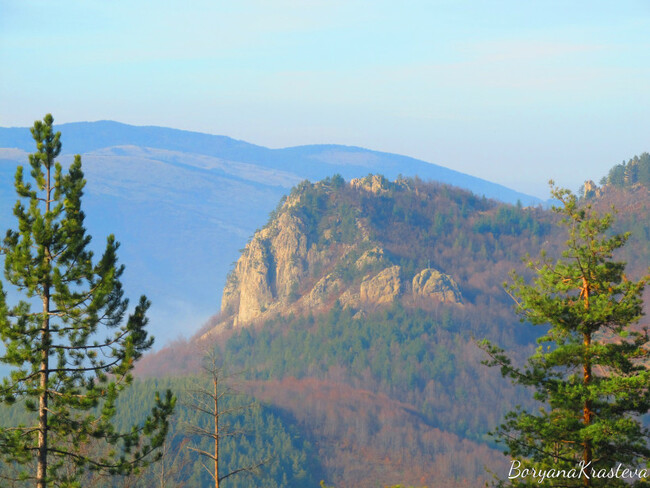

[2,1,649,197]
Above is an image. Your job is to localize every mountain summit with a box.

[216,175,468,331]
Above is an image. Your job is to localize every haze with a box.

[1,1,649,197]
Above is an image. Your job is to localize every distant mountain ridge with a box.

[0,120,541,204]
[0,120,540,346]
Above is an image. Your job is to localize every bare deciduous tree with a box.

[184,350,267,488]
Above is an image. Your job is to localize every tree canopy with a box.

[0,114,175,487]
[481,184,650,487]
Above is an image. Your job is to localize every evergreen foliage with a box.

[0,115,175,487]
[602,152,650,189]
[480,185,650,487]
[0,377,321,487]
[220,302,536,443]
[137,378,321,488]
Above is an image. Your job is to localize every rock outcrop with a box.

[219,177,465,328]
[221,211,309,325]
[583,180,602,199]
[309,273,343,306]
[270,212,308,297]
[412,268,462,304]
[231,239,274,323]
[338,289,360,309]
[360,266,402,304]
[355,247,385,270]
[350,174,391,195]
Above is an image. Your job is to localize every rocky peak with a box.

[583,180,602,199]
[221,211,309,326]
[218,175,466,329]
[350,174,392,195]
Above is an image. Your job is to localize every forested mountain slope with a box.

[0,121,541,346]
[139,175,564,486]
[3,161,647,486]
[139,170,649,486]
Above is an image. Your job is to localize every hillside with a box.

[138,175,563,486]
[581,174,650,280]
[139,171,650,486]
[209,174,552,333]
[2,160,647,486]
[0,121,541,346]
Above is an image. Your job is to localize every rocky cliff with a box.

[215,175,464,331]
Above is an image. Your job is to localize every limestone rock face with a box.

[360,266,402,304]
[220,274,240,316]
[309,273,343,306]
[412,268,462,304]
[583,180,602,199]
[350,175,391,195]
[270,212,308,298]
[355,247,385,270]
[338,289,360,309]
[222,212,310,325]
[233,239,274,324]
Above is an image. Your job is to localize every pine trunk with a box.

[215,376,219,488]
[37,294,49,488]
[582,278,592,487]
[583,331,593,488]
[37,165,52,488]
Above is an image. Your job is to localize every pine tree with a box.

[0,115,175,487]
[480,184,650,487]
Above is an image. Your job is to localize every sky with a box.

[1,0,650,198]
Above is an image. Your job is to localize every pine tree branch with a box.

[48,357,122,374]
[49,330,128,350]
